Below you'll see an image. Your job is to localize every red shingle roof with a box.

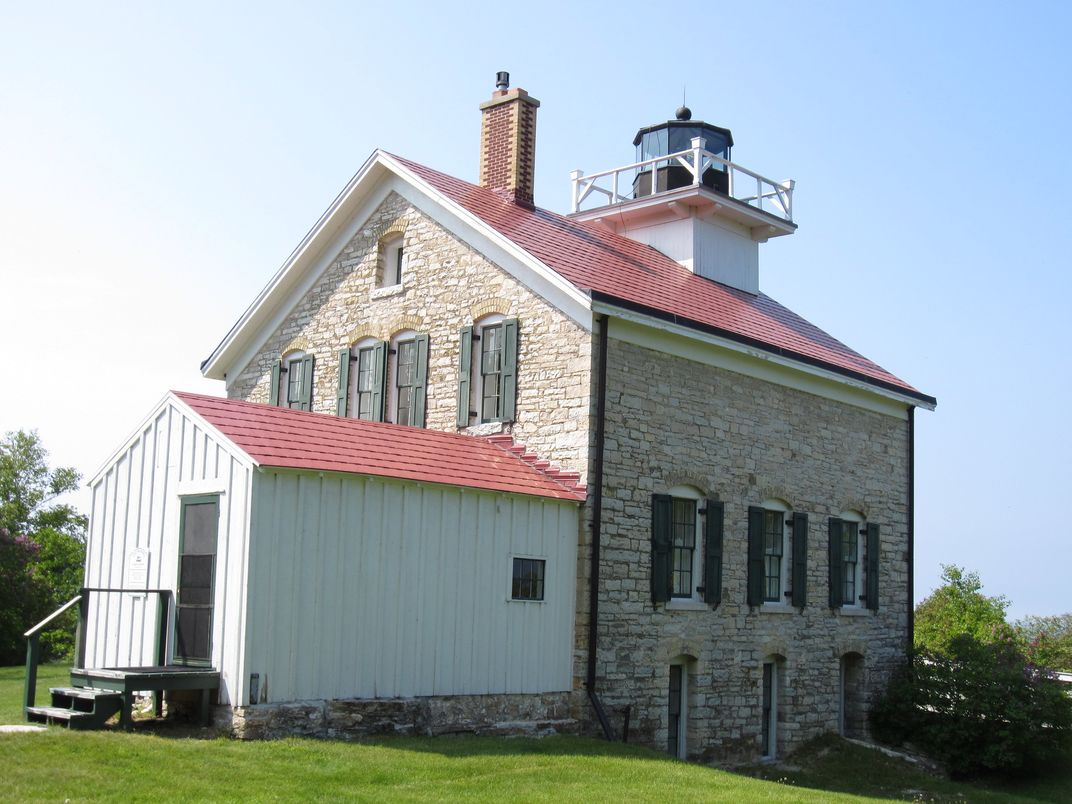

[175,392,586,502]
[392,154,930,403]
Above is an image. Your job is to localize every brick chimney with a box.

[479,71,540,207]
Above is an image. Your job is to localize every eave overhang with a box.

[591,292,937,411]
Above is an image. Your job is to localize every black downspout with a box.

[907,406,915,654]
[587,314,613,740]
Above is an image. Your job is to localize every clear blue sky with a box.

[1,1,1068,619]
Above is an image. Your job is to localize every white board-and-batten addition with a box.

[83,393,579,710]
[84,396,252,705]
[244,470,577,703]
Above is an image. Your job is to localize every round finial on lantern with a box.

[675,106,692,121]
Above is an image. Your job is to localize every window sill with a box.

[507,598,546,605]
[370,284,405,300]
[666,599,708,612]
[463,421,506,436]
[759,602,796,615]
[836,606,871,617]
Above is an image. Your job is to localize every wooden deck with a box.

[69,666,220,729]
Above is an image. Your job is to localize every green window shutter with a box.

[299,354,314,411]
[501,318,518,422]
[791,512,808,608]
[866,523,880,611]
[336,348,350,416]
[457,326,472,427]
[747,506,765,607]
[829,518,844,608]
[651,494,672,604]
[269,362,281,407]
[703,499,724,606]
[371,341,387,422]
[412,333,429,428]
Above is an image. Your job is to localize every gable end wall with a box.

[229,191,592,482]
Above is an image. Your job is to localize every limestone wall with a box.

[229,191,592,481]
[592,336,911,762]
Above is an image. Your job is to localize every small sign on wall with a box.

[126,548,150,587]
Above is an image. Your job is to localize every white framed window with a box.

[668,486,702,601]
[760,499,791,605]
[393,332,418,426]
[652,489,723,607]
[838,510,865,609]
[382,330,428,427]
[336,333,428,426]
[378,234,405,287]
[477,316,505,422]
[750,502,808,609]
[272,350,314,411]
[456,316,518,426]
[348,337,380,420]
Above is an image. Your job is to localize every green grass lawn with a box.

[2,665,1069,802]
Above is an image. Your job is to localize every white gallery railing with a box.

[569,137,794,222]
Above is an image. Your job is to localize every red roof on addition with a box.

[393,154,929,402]
[175,392,586,502]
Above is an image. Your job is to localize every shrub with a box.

[871,635,1072,777]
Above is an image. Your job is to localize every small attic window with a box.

[378,234,405,287]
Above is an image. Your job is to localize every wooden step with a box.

[50,686,118,700]
[26,686,124,730]
[50,687,123,715]
[25,705,103,730]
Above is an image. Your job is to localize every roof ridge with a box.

[483,434,587,500]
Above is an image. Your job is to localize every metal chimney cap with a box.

[495,71,510,91]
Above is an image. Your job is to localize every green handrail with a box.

[24,587,173,715]
[23,593,82,712]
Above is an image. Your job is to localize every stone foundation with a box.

[219,691,585,741]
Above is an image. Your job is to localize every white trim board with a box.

[205,151,593,389]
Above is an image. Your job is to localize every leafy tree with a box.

[1016,613,1072,671]
[914,564,1012,653]
[0,430,86,663]
[872,566,1072,777]
[0,527,43,664]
